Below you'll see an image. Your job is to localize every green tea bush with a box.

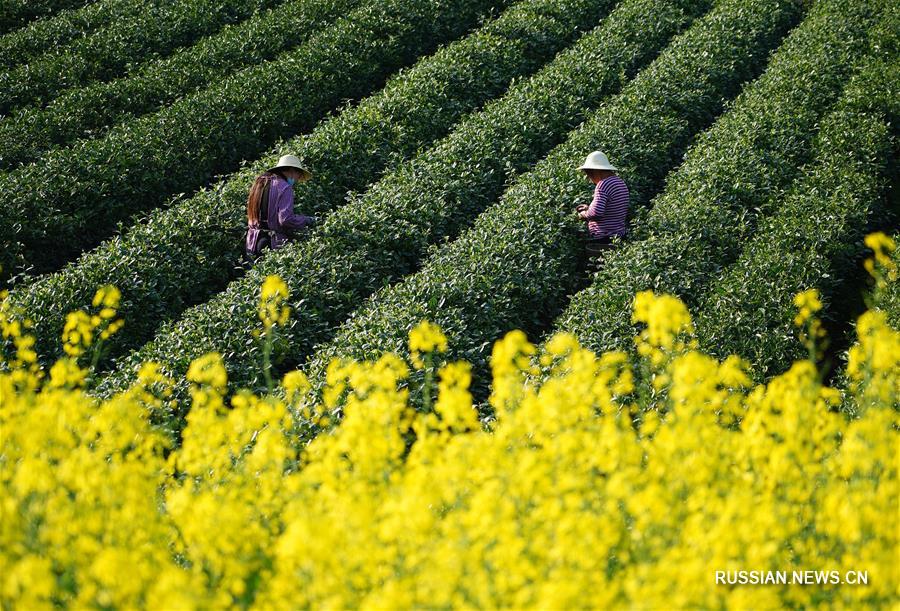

[300,0,804,396]
[0,0,96,35]
[553,0,887,358]
[0,0,138,70]
[693,58,898,378]
[0,0,362,170]
[97,0,711,397]
[0,0,283,114]
[10,0,612,363]
[0,0,503,279]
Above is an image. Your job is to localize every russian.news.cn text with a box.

[715,570,869,586]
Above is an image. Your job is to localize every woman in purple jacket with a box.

[245,154,317,261]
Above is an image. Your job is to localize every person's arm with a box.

[580,182,607,221]
[272,181,315,233]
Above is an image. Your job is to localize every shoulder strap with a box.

[258,174,274,231]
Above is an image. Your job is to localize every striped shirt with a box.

[585,175,629,239]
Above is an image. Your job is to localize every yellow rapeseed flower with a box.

[92,284,121,311]
[186,352,228,395]
[259,275,291,329]
[408,320,448,369]
[409,320,448,353]
[1,287,898,610]
[864,231,895,264]
[61,310,93,358]
[793,288,822,327]
[46,357,88,389]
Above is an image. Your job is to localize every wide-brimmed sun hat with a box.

[268,154,312,181]
[578,150,617,172]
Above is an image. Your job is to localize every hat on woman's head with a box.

[578,150,617,172]
[269,154,312,181]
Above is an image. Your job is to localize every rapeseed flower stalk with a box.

[842,231,900,415]
[793,288,828,365]
[0,289,41,391]
[846,309,899,413]
[489,328,537,418]
[59,284,125,375]
[257,275,291,393]
[408,320,448,413]
[632,290,697,407]
[1,275,898,608]
[258,275,290,329]
[862,231,898,322]
[61,310,93,358]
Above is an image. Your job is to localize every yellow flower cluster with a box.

[92,285,125,341]
[846,309,899,412]
[59,285,125,366]
[61,285,125,359]
[1,279,897,609]
[62,310,93,358]
[793,288,822,327]
[489,328,537,413]
[408,319,448,369]
[631,290,702,396]
[863,231,897,285]
[0,290,40,391]
[258,275,290,329]
[793,288,828,362]
[633,290,696,355]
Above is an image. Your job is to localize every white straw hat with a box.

[268,154,312,181]
[578,150,617,172]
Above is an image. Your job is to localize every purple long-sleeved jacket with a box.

[246,174,314,253]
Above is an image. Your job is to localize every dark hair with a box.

[247,171,281,224]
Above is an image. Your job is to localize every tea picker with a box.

[244,154,318,264]
[575,150,630,273]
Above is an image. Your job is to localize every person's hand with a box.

[576,204,587,213]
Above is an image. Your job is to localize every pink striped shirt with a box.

[585,175,629,239]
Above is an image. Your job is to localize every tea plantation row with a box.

[1,0,96,36]
[0,0,363,170]
[96,0,714,398]
[0,0,140,69]
[0,0,506,280]
[10,0,615,363]
[0,0,283,114]
[693,55,898,378]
